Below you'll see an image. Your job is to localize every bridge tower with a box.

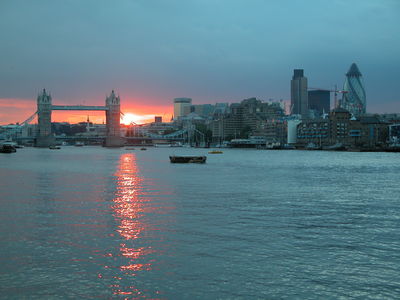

[105,90,123,147]
[36,89,55,147]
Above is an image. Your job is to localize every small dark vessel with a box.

[0,144,17,153]
[169,156,207,164]
[208,150,223,154]
[322,143,347,151]
[305,142,322,150]
[49,145,61,150]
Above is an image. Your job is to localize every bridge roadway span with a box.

[52,105,108,111]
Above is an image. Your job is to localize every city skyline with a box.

[1,0,399,124]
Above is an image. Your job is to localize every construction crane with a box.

[308,85,348,109]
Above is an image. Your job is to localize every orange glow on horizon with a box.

[0,97,173,125]
[121,113,155,125]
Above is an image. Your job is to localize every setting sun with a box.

[121,113,154,125]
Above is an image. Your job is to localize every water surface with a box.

[0,147,399,299]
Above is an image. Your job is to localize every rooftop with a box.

[346,63,362,77]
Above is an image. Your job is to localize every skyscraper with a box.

[291,69,308,117]
[173,98,192,120]
[308,90,330,116]
[340,63,366,116]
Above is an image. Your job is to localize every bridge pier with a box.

[36,135,55,147]
[104,90,123,147]
[104,136,124,147]
[36,89,55,147]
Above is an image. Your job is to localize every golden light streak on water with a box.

[110,153,159,297]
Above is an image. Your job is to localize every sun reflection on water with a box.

[109,153,160,298]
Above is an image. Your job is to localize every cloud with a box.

[0,0,399,117]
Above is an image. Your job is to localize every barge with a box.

[169,156,207,164]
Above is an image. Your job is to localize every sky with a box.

[0,0,399,124]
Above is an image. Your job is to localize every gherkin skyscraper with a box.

[340,63,366,116]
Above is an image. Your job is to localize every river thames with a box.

[0,147,399,299]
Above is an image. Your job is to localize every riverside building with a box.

[211,97,284,142]
[296,108,388,149]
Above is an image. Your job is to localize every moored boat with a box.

[0,144,17,153]
[171,142,183,147]
[305,142,322,150]
[385,146,400,152]
[322,143,347,151]
[169,156,207,163]
[208,150,223,154]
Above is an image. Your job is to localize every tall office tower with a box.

[340,63,366,116]
[173,98,192,119]
[308,90,330,116]
[291,69,308,117]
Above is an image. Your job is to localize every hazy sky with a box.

[1,0,399,122]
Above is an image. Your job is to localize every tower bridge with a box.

[2,89,194,146]
[36,89,122,147]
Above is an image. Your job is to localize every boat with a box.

[0,144,16,153]
[384,142,400,152]
[1,141,20,148]
[305,142,322,150]
[322,143,347,151]
[140,147,147,150]
[154,142,183,148]
[385,141,400,152]
[282,144,296,150]
[386,147,400,152]
[49,145,61,150]
[75,141,84,147]
[171,142,183,147]
[208,150,223,154]
[169,156,207,163]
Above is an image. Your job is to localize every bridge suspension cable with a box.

[0,111,38,140]
[21,111,38,125]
